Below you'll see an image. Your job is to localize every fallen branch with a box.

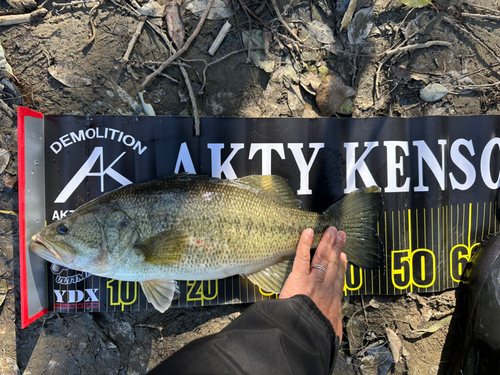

[179,66,200,136]
[0,8,47,26]
[385,41,452,56]
[462,13,500,21]
[464,2,500,15]
[52,0,98,8]
[140,0,215,89]
[270,0,302,43]
[119,16,146,64]
[85,0,105,47]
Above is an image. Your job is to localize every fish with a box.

[30,174,383,313]
[449,232,500,374]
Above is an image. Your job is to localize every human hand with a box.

[280,227,347,340]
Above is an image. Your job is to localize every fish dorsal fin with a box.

[135,230,190,265]
[236,175,301,208]
[245,256,294,294]
[140,279,178,312]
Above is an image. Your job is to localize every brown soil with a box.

[1,0,499,373]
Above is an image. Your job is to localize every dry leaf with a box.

[420,83,448,102]
[0,149,10,174]
[305,20,335,44]
[401,0,432,8]
[164,1,185,49]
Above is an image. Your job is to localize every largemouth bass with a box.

[30,174,382,312]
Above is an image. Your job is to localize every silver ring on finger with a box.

[312,264,327,273]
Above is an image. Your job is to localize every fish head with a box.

[29,204,140,275]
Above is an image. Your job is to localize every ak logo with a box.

[54,147,133,203]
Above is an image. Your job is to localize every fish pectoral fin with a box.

[136,230,190,265]
[140,279,179,313]
[245,256,294,294]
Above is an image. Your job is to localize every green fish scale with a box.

[110,179,323,277]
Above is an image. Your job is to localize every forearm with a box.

[148,295,340,375]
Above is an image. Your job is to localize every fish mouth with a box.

[29,234,64,262]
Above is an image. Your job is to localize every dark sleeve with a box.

[148,295,340,375]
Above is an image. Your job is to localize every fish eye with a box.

[57,223,69,235]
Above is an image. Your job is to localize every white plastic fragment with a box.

[0,42,13,77]
[420,83,448,102]
[186,0,234,20]
[139,91,156,116]
[208,21,231,56]
[139,0,163,17]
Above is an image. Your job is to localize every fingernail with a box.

[337,231,346,242]
[327,227,337,237]
[304,228,313,237]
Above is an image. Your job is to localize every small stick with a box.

[270,0,302,43]
[0,98,14,116]
[208,21,232,56]
[140,0,215,89]
[456,81,500,89]
[85,0,104,47]
[443,17,500,64]
[52,0,98,8]
[120,16,146,64]
[341,0,357,31]
[461,13,500,21]
[385,41,452,56]
[465,2,500,15]
[144,65,180,83]
[179,66,200,136]
[0,8,47,26]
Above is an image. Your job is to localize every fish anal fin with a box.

[136,230,190,265]
[140,279,179,313]
[245,256,294,294]
[236,175,301,209]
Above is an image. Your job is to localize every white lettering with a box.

[208,143,244,179]
[50,142,62,154]
[85,288,99,302]
[413,140,447,192]
[481,138,500,189]
[384,141,410,193]
[54,147,132,203]
[53,290,67,303]
[344,142,379,193]
[450,139,476,190]
[249,143,285,175]
[70,130,85,143]
[288,143,324,195]
[122,135,135,147]
[60,134,72,147]
[85,128,96,139]
[174,142,196,174]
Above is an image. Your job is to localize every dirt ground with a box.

[1,0,500,373]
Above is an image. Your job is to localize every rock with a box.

[315,74,355,116]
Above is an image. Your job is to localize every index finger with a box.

[292,228,314,276]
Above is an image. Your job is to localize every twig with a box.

[140,0,215,89]
[443,17,500,64]
[179,66,200,136]
[461,13,500,21]
[144,65,180,83]
[120,16,146,64]
[456,81,500,89]
[85,0,105,47]
[198,48,263,94]
[385,41,452,56]
[270,0,302,43]
[52,0,98,8]
[0,98,14,116]
[0,8,47,26]
[208,21,232,56]
[465,2,500,15]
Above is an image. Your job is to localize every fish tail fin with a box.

[325,186,383,269]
